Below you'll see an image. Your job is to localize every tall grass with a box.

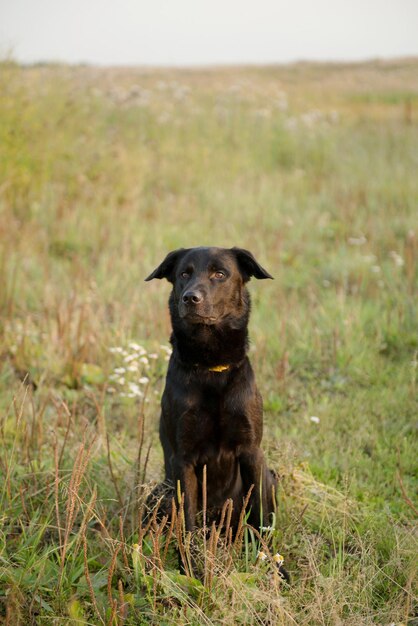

[0,58,417,624]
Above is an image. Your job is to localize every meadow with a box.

[0,57,417,624]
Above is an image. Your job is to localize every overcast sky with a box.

[1,0,417,66]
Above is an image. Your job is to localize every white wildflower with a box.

[362,254,377,263]
[257,551,268,562]
[254,108,271,119]
[109,346,124,353]
[348,235,367,246]
[329,110,339,123]
[129,342,147,355]
[284,117,297,130]
[301,109,322,127]
[310,416,320,424]
[389,251,404,267]
[124,354,138,363]
[117,377,125,385]
[114,367,126,374]
[274,553,284,565]
[127,364,139,372]
[139,356,149,366]
[148,353,158,359]
[138,376,150,385]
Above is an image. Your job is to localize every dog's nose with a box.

[182,290,203,305]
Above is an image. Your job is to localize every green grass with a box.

[0,58,417,624]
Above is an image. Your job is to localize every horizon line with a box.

[3,53,418,71]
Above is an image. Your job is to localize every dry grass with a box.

[0,57,417,624]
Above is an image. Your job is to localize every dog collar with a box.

[207,364,230,372]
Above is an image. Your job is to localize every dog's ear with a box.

[231,247,273,282]
[145,249,187,283]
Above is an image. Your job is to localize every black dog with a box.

[145,246,279,539]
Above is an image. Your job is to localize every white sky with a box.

[1,0,417,66]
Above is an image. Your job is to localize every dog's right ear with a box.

[145,249,187,283]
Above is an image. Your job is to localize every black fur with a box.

[145,246,278,534]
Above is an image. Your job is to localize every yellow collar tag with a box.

[208,364,230,372]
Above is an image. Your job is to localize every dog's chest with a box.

[180,388,255,462]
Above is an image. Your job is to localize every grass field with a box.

[0,57,417,625]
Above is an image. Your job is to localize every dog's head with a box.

[145,247,272,327]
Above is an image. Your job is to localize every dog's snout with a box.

[182,290,203,305]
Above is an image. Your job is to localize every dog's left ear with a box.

[231,247,274,282]
[145,248,188,283]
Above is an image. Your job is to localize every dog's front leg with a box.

[176,463,198,531]
[239,448,269,529]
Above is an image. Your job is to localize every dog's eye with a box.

[213,271,225,279]
[180,271,190,279]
